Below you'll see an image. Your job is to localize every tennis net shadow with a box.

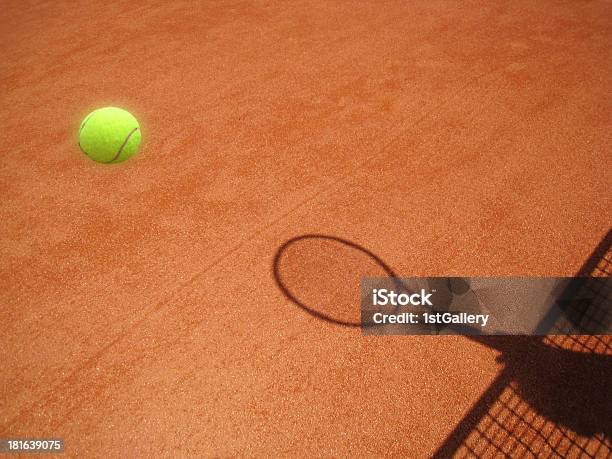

[433,229,612,458]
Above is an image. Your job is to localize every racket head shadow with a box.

[273,234,406,328]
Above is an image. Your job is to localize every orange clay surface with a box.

[1,1,610,457]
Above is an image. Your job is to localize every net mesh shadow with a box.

[434,230,611,458]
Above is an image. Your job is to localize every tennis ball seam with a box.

[78,112,97,150]
[79,112,96,134]
[107,127,139,163]
[78,108,141,163]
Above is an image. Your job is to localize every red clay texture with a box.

[1,1,610,457]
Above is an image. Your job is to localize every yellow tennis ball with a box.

[79,107,141,163]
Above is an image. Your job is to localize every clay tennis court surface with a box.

[1,1,610,457]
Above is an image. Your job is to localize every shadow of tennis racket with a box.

[272,234,484,333]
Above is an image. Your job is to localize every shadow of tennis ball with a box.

[272,234,398,327]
